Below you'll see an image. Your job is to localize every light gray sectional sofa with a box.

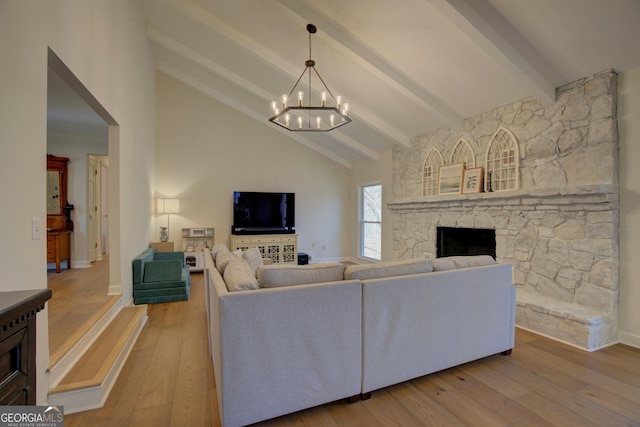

[204,246,515,427]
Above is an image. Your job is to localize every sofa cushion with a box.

[143,259,182,282]
[214,247,236,274]
[433,255,496,271]
[256,262,345,288]
[344,258,433,280]
[224,258,260,292]
[242,247,263,276]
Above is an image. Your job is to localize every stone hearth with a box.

[390,70,619,350]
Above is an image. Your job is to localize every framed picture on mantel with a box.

[462,167,484,194]
[437,163,464,195]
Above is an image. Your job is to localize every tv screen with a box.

[232,191,295,234]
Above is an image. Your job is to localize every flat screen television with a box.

[232,191,295,234]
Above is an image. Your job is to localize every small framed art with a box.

[462,167,484,194]
[437,163,464,195]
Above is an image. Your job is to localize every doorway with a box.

[46,49,120,366]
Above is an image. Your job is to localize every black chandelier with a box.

[269,24,351,132]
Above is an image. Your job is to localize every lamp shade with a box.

[157,198,180,214]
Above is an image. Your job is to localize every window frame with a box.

[359,183,382,261]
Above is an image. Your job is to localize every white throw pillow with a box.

[214,248,236,275]
[223,258,260,292]
[210,243,228,258]
[242,247,264,276]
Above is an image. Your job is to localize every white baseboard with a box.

[618,330,640,349]
[70,260,92,269]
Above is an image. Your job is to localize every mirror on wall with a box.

[47,170,61,215]
[46,155,73,231]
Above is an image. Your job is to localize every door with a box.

[87,156,98,263]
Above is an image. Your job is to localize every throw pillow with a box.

[210,243,228,257]
[214,247,236,275]
[343,258,433,280]
[223,258,260,292]
[256,262,345,288]
[242,247,264,276]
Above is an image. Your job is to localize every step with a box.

[49,294,121,370]
[47,305,148,413]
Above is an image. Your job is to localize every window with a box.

[360,183,382,260]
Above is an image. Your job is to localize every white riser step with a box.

[47,305,148,414]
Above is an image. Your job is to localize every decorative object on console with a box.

[156,198,180,241]
[268,24,351,132]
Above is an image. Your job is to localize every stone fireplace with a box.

[390,70,619,350]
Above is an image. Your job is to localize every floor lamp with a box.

[157,198,180,242]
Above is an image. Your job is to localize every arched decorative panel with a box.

[422,148,444,196]
[450,138,475,168]
[484,127,520,192]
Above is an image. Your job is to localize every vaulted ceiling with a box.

[49,0,640,168]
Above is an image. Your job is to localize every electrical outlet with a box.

[32,218,42,240]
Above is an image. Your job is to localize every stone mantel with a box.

[388,184,617,212]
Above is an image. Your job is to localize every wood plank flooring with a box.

[65,272,640,426]
[47,255,114,367]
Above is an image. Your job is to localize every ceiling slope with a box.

[49,0,640,167]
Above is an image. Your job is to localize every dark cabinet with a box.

[0,289,51,405]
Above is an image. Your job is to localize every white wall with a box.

[618,66,640,348]
[0,0,157,402]
[350,151,395,261]
[155,72,351,261]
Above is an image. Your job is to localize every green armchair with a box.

[132,248,190,304]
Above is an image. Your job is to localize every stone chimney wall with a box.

[390,70,619,349]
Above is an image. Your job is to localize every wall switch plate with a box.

[32,218,42,240]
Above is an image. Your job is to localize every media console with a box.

[230,234,297,264]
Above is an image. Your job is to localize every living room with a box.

[2,0,640,417]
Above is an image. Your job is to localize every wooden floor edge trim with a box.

[49,294,122,368]
[48,306,147,395]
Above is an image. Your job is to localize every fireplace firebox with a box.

[437,227,496,259]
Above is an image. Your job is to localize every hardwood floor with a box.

[47,255,115,367]
[65,272,640,426]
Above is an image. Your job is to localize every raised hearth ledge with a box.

[388,184,617,211]
[516,290,614,351]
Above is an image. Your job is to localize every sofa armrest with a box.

[262,257,273,265]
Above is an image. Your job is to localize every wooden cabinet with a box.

[47,155,73,273]
[230,234,298,264]
[0,289,52,405]
[47,230,71,273]
[149,241,175,252]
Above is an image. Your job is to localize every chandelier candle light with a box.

[269,24,351,132]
